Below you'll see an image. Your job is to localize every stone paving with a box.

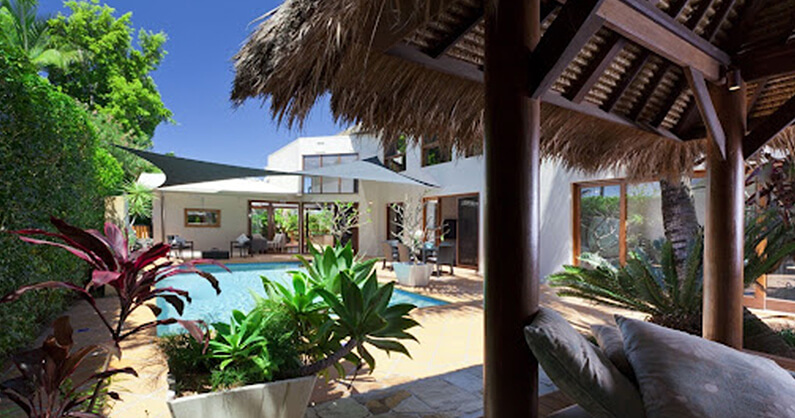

[305,365,557,418]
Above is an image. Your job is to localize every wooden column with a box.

[298,202,305,254]
[267,204,276,240]
[703,78,746,348]
[483,1,540,417]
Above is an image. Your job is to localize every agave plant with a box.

[1,217,226,416]
[294,241,378,292]
[259,242,419,379]
[549,210,795,336]
[0,317,136,417]
[208,310,272,379]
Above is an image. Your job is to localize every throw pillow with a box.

[524,307,646,418]
[236,233,250,245]
[591,324,637,385]
[617,315,795,418]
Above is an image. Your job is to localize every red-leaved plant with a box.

[0,217,227,416]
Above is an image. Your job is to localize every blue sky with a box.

[38,0,344,168]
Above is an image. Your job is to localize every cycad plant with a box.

[549,210,795,336]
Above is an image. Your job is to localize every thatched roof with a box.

[232,0,795,179]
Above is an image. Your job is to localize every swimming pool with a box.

[155,262,446,335]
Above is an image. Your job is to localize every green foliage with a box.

[0,39,105,359]
[315,272,418,373]
[93,145,124,195]
[209,309,272,378]
[47,0,172,147]
[158,334,213,393]
[274,208,298,237]
[550,211,795,334]
[295,241,379,293]
[0,0,84,69]
[780,329,795,348]
[550,236,704,334]
[123,180,153,224]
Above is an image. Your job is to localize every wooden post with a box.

[298,203,305,254]
[703,76,746,348]
[483,1,540,417]
[267,204,276,240]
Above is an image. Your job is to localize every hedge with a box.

[0,41,106,359]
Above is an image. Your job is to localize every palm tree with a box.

[123,180,153,227]
[0,0,82,69]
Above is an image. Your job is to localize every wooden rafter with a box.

[600,0,694,115]
[371,0,453,52]
[423,4,484,59]
[597,0,729,80]
[744,93,795,158]
[649,0,730,128]
[529,0,606,99]
[650,76,687,127]
[684,67,726,157]
[674,101,702,137]
[565,33,627,103]
[747,77,769,116]
[627,59,669,120]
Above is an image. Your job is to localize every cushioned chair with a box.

[428,242,455,275]
[167,235,194,258]
[268,233,286,253]
[397,243,411,262]
[381,242,397,270]
[250,234,269,254]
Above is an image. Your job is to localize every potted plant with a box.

[389,195,434,286]
[164,242,419,418]
[0,217,223,417]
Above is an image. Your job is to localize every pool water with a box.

[155,262,446,335]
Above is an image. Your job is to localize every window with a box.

[302,153,359,194]
[384,135,407,172]
[184,209,220,227]
[387,202,404,241]
[421,136,452,167]
[573,176,707,266]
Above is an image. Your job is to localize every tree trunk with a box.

[660,178,701,280]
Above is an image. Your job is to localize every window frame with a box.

[421,136,452,167]
[184,208,221,228]
[301,153,359,194]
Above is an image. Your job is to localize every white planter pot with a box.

[167,375,316,418]
[394,262,433,287]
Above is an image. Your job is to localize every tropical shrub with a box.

[170,243,419,394]
[0,39,106,359]
[549,210,795,336]
[0,218,224,416]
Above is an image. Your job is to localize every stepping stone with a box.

[407,379,472,412]
[392,395,434,414]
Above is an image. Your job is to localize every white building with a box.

[150,130,673,279]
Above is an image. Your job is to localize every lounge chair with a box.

[230,234,251,258]
[381,242,397,270]
[397,243,411,262]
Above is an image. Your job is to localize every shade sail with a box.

[299,156,438,187]
[120,147,436,188]
[120,146,293,187]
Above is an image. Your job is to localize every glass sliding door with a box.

[457,195,479,267]
[576,184,623,265]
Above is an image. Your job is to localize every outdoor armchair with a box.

[428,242,455,275]
[268,233,286,253]
[250,233,269,254]
[381,242,397,270]
[397,243,411,262]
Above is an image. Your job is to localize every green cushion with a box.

[524,308,646,418]
[591,324,637,385]
[617,315,795,417]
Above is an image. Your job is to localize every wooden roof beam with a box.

[424,5,484,59]
[565,34,627,103]
[597,0,729,81]
[528,0,606,99]
[684,67,726,158]
[738,41,795,81]
[370,0,455,52]
[744,93,795,159]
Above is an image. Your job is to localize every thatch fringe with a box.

[231,0,790,180]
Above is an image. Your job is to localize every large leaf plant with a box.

[549,210,795,336]
[0,217,225,417]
